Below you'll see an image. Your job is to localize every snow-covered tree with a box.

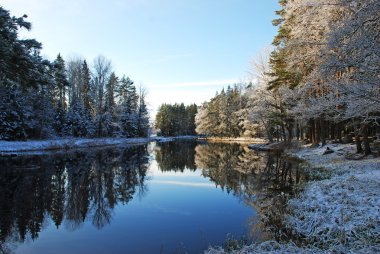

[318,0,380,154]
[0,7,50,140]
[117,76,138,137]
[92,55,112,137]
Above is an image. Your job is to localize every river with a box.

[0,140,305,254]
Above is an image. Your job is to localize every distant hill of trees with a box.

[155,103,197,136]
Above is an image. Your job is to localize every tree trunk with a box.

[337,122,342,143]
[326,121,330,140]
[286,122,293,143]
[330,122,335,140]
[361,123,371,155]
[355,125,363,153]
[266,125,274,143]
[313,118,321,145]
[281,124,286,142]
[296,123,300,141]
[320,118,326,146]
[310,119,316,144]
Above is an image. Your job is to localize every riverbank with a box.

[0,136,206,155]
[0,137,155,155]
[0,135,258,155]
[199,137,266,144]
[155,135,198,142]
[207,142,380,253]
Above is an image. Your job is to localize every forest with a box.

[0,6,150,141]
[1,0,379,156]
[195,0,380,155]
[155,103,197,136]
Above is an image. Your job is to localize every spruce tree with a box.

[137,87,150,137]
[53,54,69,106]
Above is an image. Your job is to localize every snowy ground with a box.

[207,143,380,253]
[0,137,154,155]
[0,136,202,154]
[200,137,267,144]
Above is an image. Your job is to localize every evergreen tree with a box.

[155,103,198,136]
[81,60,92,113]
[53,54,69,107]
[0,87,27,140]
[185,104,197,135]
[117,76,138,137]
[101,72,118,136]
[80,60,95,137]
[64,99,89,137]
[0,7,50,140]
[137,87,150,137]
[0,6,151,141]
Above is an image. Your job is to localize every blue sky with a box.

[2,0,279,113]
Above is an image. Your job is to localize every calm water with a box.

[0,141,304,254]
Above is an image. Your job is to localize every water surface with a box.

[0,141,304,253]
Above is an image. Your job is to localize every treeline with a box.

[0,7,149,141]
[195,0,380,154]
[155,103,197,136]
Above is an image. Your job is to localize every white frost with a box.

[0,137,153,154]
[206,143,380,253]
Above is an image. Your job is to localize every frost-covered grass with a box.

[207,240,321,254]
[286,173,379,253]
[285,143,380,253]
[206,143,380,253]
[0,137,153,154]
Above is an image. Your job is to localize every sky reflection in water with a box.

[0,141,303,254]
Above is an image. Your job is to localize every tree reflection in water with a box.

[0,141,304,253]
[155,140,197,172]
[194,142,306,241]
[0,145,149,253]
[154,141,305,242]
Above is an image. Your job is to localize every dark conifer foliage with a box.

[155,103,198,136]
[0,7,50,140]
[0,6,150,141]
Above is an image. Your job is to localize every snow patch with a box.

[0,137,153,154]
[206,143,380,253]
